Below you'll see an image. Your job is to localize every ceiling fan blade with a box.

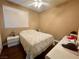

[34,0,43,2]
[27,2,35,7]
[34,0,38,2]
[42,2,49,6]
[27,2,38,8]
[39,0,42,2]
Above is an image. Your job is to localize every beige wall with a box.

[0,0,39,43]
[40,0,79,40]
[29,11,40,29]
[0,2,5,43]
[1,0,79,43]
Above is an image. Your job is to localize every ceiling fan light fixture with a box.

[32,0,48,8]
[34,2,38,7]
[34,2,43,8]
[37,2,42,8]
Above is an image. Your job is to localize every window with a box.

[3,5,29,28]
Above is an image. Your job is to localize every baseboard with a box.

[3,42,7,46]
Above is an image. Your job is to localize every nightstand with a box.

[7,35,20,47]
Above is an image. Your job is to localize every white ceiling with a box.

[7,0,69,12]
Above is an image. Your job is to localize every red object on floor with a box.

[67,36,77,40]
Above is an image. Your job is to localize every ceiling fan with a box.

[27,0,49,8]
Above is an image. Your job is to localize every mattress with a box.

[20,30,54,59]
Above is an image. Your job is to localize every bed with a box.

[20,30,54,59]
